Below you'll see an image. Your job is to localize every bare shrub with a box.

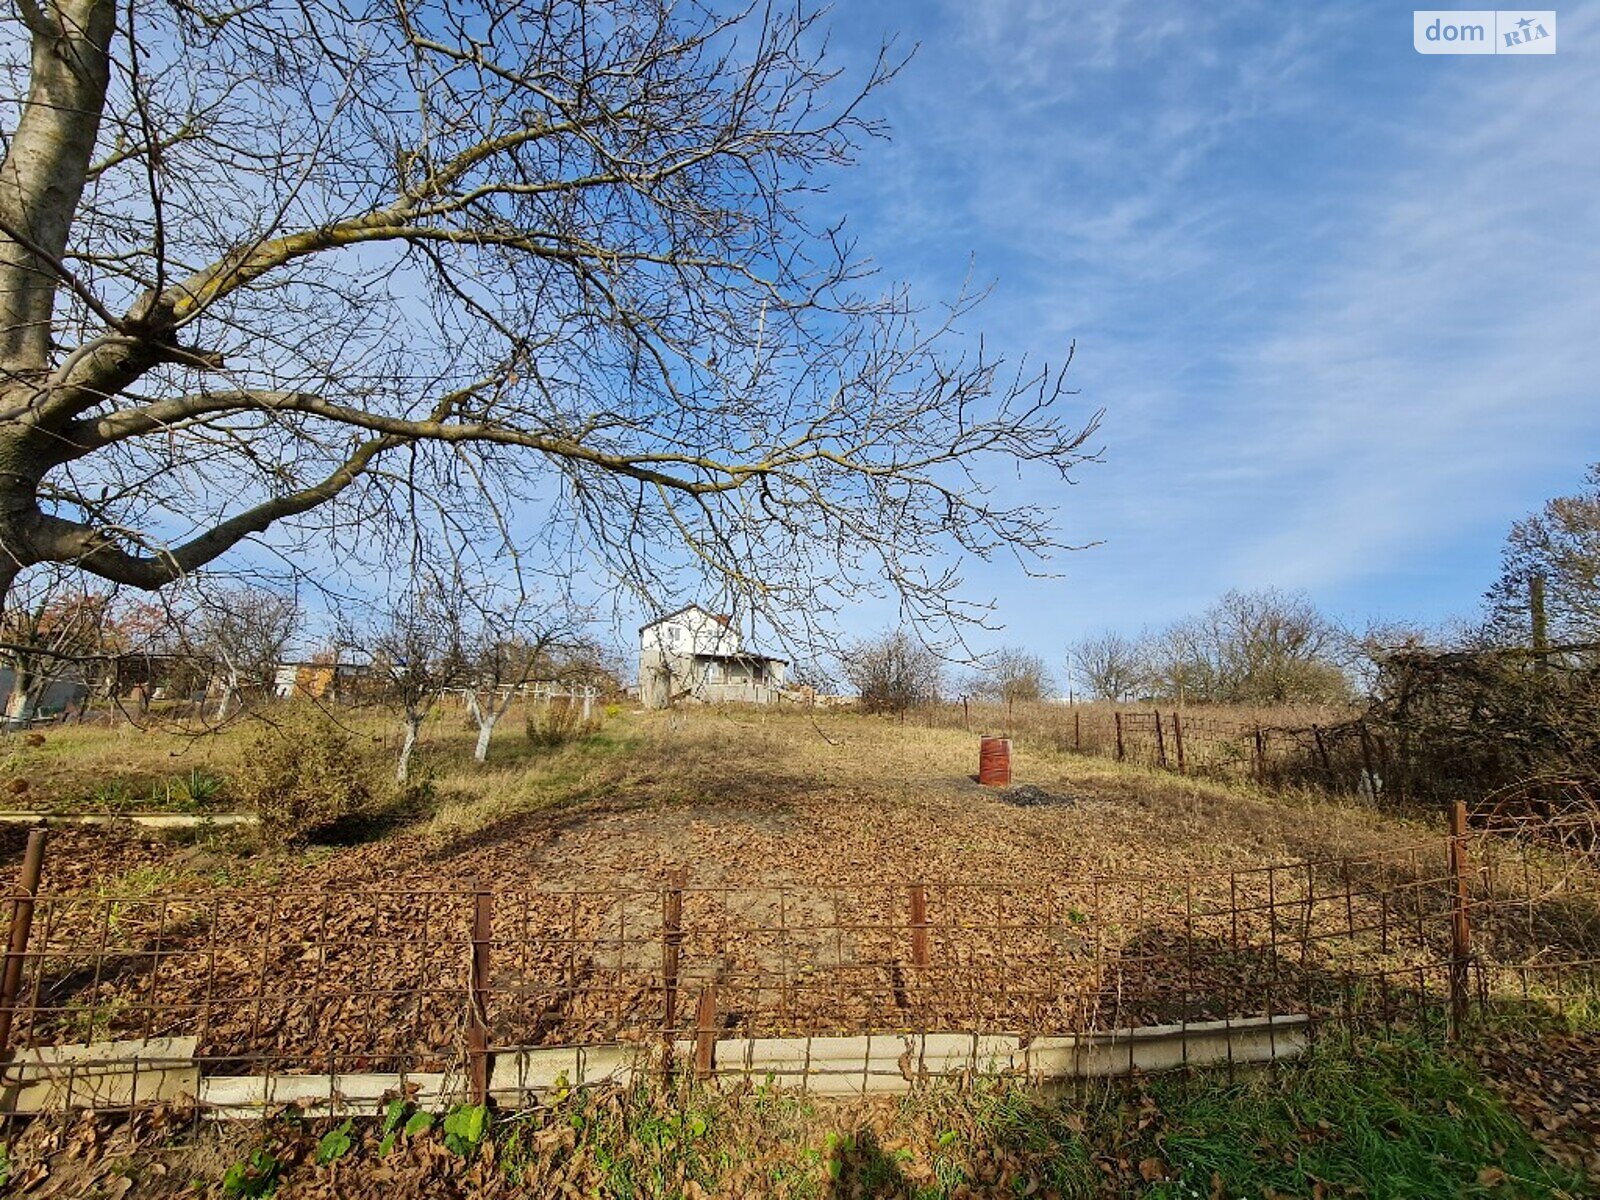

[1369,643,1600,803]
[525,698,596,748]
[967,646,1054,704]
[845,630,943,714]
[235,704,373,845]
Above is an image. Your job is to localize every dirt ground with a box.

[1,707,1443,898]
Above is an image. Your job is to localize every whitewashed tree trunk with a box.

[473,712,499,762]
[213,663,240,722]
[396,711,423,783]
[465,687,516,763]
[5,663,35,728]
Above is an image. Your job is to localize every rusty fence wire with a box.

[1032,707,1393,799]
[0,813,1594,1112]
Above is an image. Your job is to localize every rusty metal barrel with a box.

[978,737,1012,787]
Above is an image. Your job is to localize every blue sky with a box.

[798,2,1600,660]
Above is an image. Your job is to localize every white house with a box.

[638,605,789,708]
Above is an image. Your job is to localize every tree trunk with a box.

[0,0,117,368]
[396,712,423,784]
[473,712,499,763]
[213,666,240,722]
[5,660,35,728]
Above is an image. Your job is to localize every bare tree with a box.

[0,567,113,724]
[191,586,298,719]
[968,645,1053,704]
[844,629,943,714]
[0,0,1099,648]
[366,583,468,784]
[462,597,586,763]
[1485,463,1600,650]
[1147,590,1351,706]
[1068,630,1148,702]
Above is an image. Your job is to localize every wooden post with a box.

[1312,724,1334,786]
[662,868,687,1031]
[1073,710,1081,751]
[1447,801,1472,1038]
[1358,722,1380,799]
[0,828,46,1053]
[693,985,718,1079]
[1172,711,1186,775]
[962,696,969,731]
[467,880,493,1104]
[908,884,929,968]
[1154,711,1168,769]
[1253,725,1265,783]
[1114,712,1125,762]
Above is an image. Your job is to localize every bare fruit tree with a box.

[844,628,943,715]
[190,587,299,720]
[366,582,468,784]
[0,567,110,724]
[462,598,584,764]
[0,0,1098,644]
[967,645,1053,705]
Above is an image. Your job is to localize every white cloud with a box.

[824,0,1600,648]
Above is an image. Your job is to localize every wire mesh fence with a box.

[1035,707,1391,798]
[0,808,1594,1113]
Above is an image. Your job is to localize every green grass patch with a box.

[1124,1031,1586,1199]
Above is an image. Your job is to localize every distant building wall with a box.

[0,670,88,720]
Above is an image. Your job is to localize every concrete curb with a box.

[0,812,257,828]
[0,1016,1310,1117]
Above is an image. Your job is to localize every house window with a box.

[707,662,723,682]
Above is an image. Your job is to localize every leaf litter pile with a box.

[0,820,1509,1076]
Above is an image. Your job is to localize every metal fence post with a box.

[1114,712,1125,762]
[663,868,686,1032]
[1447,801,1472,1038]
[467,880,493,1103]
[1073,710,1081,751]
[693,985,718,1079]
[0,827,47,1053]
[1172,711,1186,775]
[1154,710,1167,769]
[909,884,930,968]
[1253,724,1265,783]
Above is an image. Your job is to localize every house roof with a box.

[639,604,734,633]
[691,651,789,665]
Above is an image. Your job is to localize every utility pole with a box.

[1531,573,1549,669]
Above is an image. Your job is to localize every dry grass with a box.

[3,705,1593,1075]
[0,720,253,810]
[395,703,1432,894]
[0,701,1449,904]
